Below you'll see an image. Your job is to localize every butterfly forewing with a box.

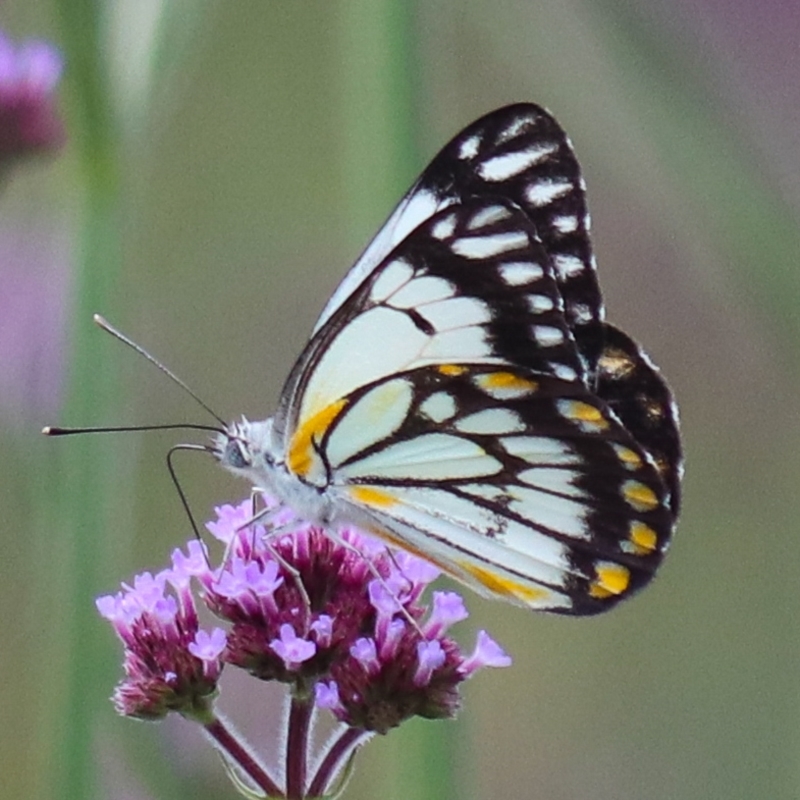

[274,197,584,450]
[315,104,604,380]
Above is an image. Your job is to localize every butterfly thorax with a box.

[214,417,338,526]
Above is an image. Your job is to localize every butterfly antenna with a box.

[42,422,221,437]
[93,313,228,427]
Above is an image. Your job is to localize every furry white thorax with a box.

[214,416,339,525]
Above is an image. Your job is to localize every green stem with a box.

[49,3,122,799]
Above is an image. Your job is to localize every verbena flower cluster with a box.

[97,496,511,798]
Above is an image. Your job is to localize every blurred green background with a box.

[4,2,800,799]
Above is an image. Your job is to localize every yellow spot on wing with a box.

[287,399,348,477]
[437,364,467,376]
[560,400,610,430]
[613,444,643,470]
[348,486,398,508]
[629,521,658,555]
[460,562,550,603]
[589,562,631,599]
[622,480,659,512]
[477,372,538,392]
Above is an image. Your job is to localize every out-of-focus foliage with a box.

[3,2,800,799]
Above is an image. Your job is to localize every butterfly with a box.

[215,103,682,615]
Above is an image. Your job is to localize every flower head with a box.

[319,586,509,734]
[98,496,512,795]
[97,561,225,721]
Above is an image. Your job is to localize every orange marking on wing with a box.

[613,444,643,470]
[478,372,538,391]
[629,521,658,555]
[348,486,398,508]
[437,364,467,376]
[460,562,550,603]
[287,399,348,477]
[622,480,659,512]
[565,400,609,428]
[589,562,631,599]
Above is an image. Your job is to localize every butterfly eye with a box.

[225,440,250,470]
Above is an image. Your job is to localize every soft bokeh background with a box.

[4,2,800,799]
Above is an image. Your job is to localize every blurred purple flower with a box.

[0,31,67,429]
[0,31,64,162]
[98,496,512,797]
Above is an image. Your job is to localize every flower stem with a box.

[286,694,312,799]
[205,715,283,797]
[307,726,370,798]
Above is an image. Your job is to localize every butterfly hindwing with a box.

[595,323,683,518]
[311,364,673,614]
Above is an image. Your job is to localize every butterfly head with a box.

[214,417,277,485]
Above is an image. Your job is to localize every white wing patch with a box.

[431,214,457,240]
[466,204,513,230]
[418,297,492,329]
[451,231,530,259]
[526,293,555,313]
[500,436,580,464]
[335,432,503,480]
[526,178,573,207]
[506,486,589,539]
[338,483,578,609]
[552,253,585,280]
[298,307,429,421]
[390,275,455,308]
[343,485,573,583]
[418,391,458,423]
[517,467,584,498]
[453,408,525,435]
[477,142,558,181]
[369,258,415,303]
[417,326,492,362]
[324,378,413,467]
[532,325,565,347]
[497,261,545,286]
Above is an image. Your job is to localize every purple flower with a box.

[270,623,317,669]
[96,566,225,720]
[97,495,512,796]
[320,583,508,734]
[0,31,64,162]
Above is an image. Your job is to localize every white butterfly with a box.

[214,104,682,615]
